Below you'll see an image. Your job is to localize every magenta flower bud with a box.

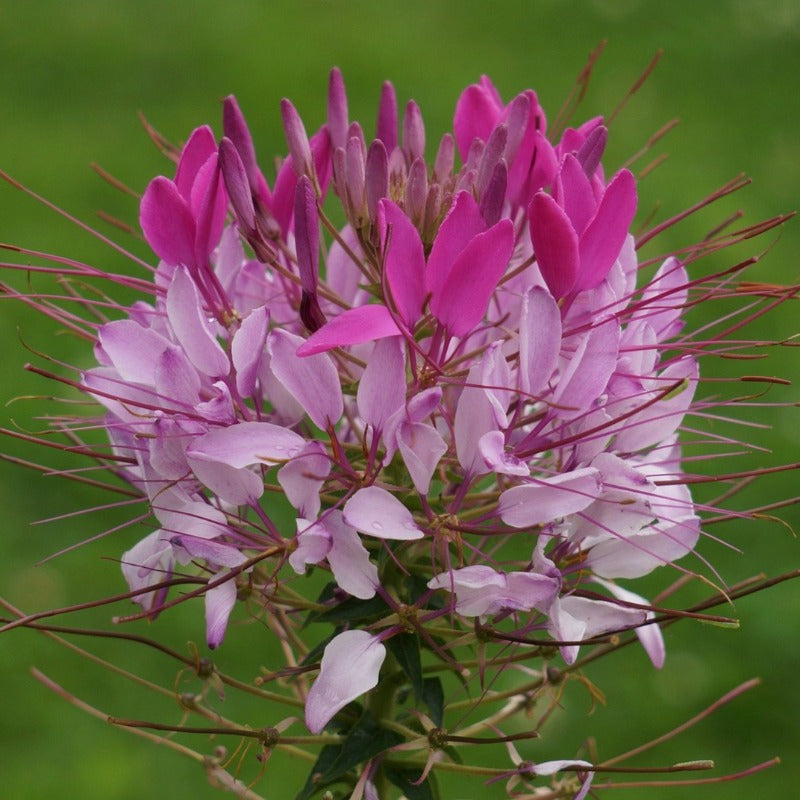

[345,135,367,225]
[219,136,256,233]
[476,123,507,199]
[365,138,388,224]
[503,91,531,163]
[576,123,608,177]
[479,159,507,227]
[294,175,319,294]
[387,145,407,197]
[405,156,428,227]
[402,99,425,161]
[327,67,349,151]
[280,98,314,180]
[376,80,397,152]
[222,95,260,196]
[433,133,455,184]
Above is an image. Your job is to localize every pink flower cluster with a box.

[91,70,702,746]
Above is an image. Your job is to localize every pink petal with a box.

[343,486,424,540]
[140,176,196,267]
[166,267,230,378]
[305,630,386,733]
[378,199,426,326]
[528,191,580,299]
[296,304,401,356]
[268,329,343,428]
[498,467,601,527]
[430,218,514,337]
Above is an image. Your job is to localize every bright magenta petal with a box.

[430,218,513,338]
[140,176,196,267]
[379,199,426,326]
[528,191,579,299]
[576,168,637,291]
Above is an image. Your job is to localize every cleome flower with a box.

[1,64,794,799]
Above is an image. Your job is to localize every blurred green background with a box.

[1,1,799,798]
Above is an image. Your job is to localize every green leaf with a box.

[295,713,403,799]
[422,677,445,727]
[310,594,389,625]
[385,766,441,800]
[386,634,424,701]
[295,744,343,800]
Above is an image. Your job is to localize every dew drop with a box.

[372,521,384,531]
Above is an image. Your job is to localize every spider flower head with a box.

[3,66,793,798]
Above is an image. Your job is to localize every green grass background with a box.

[1,1,799,798]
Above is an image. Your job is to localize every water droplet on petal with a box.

[372,521,384,531]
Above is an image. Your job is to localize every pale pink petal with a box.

[154,345,202,408]
[343,486,424,540]
[205,576,238,649]
[597,579,665,668]
[552,316,620,419]
[166,267,229,377]
[187,421,306,469]
[277,441,331,519]
[518,286,561,396]
[297,304,401,356]
[268,329,343,428]
[454,361,498,476]
[231,305,269,397]
[189,459,265,506]
[306,630,386,733]
[612,357,698,452]
[290,518,331,574]
[397,421,448,493]
[169,534,248,569]
[97,319,171,385]
[479,430,530,476]
[357,336,406,432]
[498,467,601,528]
[120,530,173,613]
[325,511,379,599]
